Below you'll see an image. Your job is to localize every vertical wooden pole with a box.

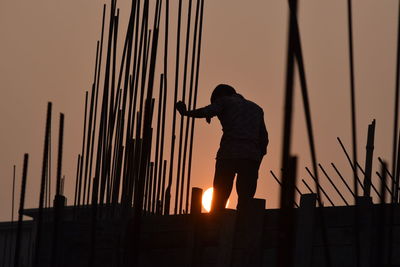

[190,187,202,214]
[363,120,376,197]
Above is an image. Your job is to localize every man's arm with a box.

[176,101,222,119]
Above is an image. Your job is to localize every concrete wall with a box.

[1,196,399,267]
[0,221,34,267]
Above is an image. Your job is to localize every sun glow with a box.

[201,187,230,212]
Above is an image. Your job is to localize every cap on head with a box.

[210,84,236,103]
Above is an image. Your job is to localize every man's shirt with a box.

[188,94,268,161]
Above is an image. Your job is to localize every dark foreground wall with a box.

[1,194,399,267]
[0,220,34,267]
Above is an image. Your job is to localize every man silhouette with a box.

[176,84,268,212]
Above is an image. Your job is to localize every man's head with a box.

[210,84,236,104]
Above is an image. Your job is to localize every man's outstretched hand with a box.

[175,101,187,116]
[176,101,212,123]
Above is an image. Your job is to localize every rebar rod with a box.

[394,131,400,202]
[78,92,88,206]
[346,4,362,263]
[98,0,118,206]
[180,0,200,214]
[122,3,148,204]
[123,3,140,149]
[186,0,204,214]
[134,4,150,146]
[302,179,315,194]
[127,0,162,264]
[378,157,394,180]
[147,161,154,212]
[319,164,349,206]
[278,155,298,267]
[160,0,169,213]
[290,0,321,206]
[376,172,392,196]
[377,160,388,266]
[33,102,52,267]
[89,2,115,265]
[331,163,355,198]
[337,137,364,191]
[104,11,121,206]
[61,176,65,195]
[278,2,299,266]
[51,114,64,267]
[270,171,299,208]
[87,5,107,205]
[288,3,332,262]
[111,107,123,205]
[114,2,138,205]
[354,162,381,199]
[84,84,96,205]
[47,131,52,208]
[175,0,193,214]
[14,154,28,267]
[56,114,64,196]
[157,75,168,211]
[271,170,301,195]
[152,74,164,213]
[305,167,335,206]
[166,0,182,215]
[160,160,167,213]
[392,0,400,197]
[74,155,81,207]
[347,0,359,200]
[157,0,170,209]
[83,42,99,204]
[12,165,15,222]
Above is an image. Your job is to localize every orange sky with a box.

[0,0,398,221]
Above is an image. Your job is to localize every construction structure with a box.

[1,0,400,266]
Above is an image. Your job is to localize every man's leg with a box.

[211,159,236,212]
[236,160,260,210]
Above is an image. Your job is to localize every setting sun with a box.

[201,187,229,212]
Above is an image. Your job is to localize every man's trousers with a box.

[211,158,260,212]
